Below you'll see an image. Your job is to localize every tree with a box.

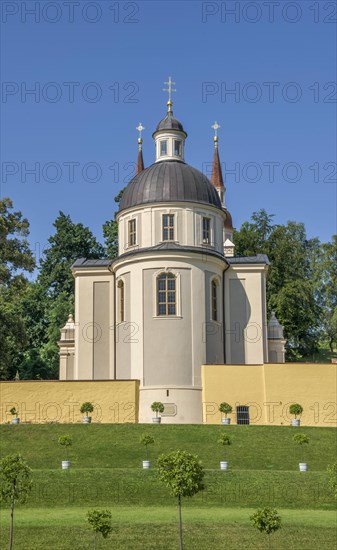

[102,188,125,258]
[0,454,32,550]
[38,211,105,297]
[87,509,113,549]
[58,435,72,461]
[18,212,105,379]
[140,433,155,461]
[234,210,322,360]
[318,236,337,352]
[157,450,205,550]
[151,401,165,418]
[0,198,35,379]
[0,197,35,285]
[250,507,281,549]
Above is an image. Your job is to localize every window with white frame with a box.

[157,273,176,316]
[162,214,175,241]
[174,140,182,156]
[202,217,211,244]
[160,140,167,156]
[128,219,136,246]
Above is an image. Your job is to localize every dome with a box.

[153,111,187,136]
[224,209,233,230]
[119,160,222,211]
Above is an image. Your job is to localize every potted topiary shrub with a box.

[151,402,164,424]
[9,407,20,425]
[218,432,232,471]
[293,433,309,472]
[80,402,94,424]
[58,434,72,469]
[219,402,233,425]
[289,403,303,426]
[140,433,155,469]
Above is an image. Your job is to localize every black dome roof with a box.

[154,112,187,136]
[119,161,222,211]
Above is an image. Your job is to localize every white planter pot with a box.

[142,460,151,469]
[220,461,228,471]
[221,418,230,425]
[82,416,91,424]
[152,417,161,424]
[299,462,308,472]
[11,418,20,424]
[62,460,70,470]
[292,419,300,426]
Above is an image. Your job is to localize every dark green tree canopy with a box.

[39,211,105,297]
[234,209,325,360]
[0,197,35,286]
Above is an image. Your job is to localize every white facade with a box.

[59,101,274,423]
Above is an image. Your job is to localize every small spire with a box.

[212,121,221,147]
[136,123,145,175]
[163,76,176,113]
[210,122,224,189]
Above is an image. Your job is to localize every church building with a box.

[59,82,285,423]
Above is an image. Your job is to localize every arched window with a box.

[211,279,218,321]
[157,273,176,316]
[117,280,124,322]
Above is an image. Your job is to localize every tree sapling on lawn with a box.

[218,432,232,470]
[250,507,281,550]
[58,434,72,469]
[157,450,205,550]
[0,453,32,550]
[87,509,113,550]
[140,433,155,468]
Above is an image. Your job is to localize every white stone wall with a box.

[117,202,225,255]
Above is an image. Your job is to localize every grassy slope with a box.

[0,424,336,549]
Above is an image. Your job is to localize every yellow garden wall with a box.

[202,363,337,427]
[0,380,139,424]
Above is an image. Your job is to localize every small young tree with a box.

[289,403,303,419]
[58,435,72,461]
[140,433,155,461]
[292,433,309,466]
[151,402,164,418]
[292,433,309,446]
[250,507,281,550]
[218,433,232,456]
[219,402,232,418]
[9,407,18,418]
[0,454,32,550]
[327,461,337,499]
[80,402,94,419]
[87,509,113,549]
[157,450,205,550]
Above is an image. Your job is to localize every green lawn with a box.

[0,424,336,549]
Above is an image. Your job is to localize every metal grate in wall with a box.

[236,406,250,425]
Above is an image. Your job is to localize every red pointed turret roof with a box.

[136,147,144,175]
[210,143,224,189]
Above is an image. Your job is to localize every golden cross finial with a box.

[136,122,145,140]
[212,121,221,137]
[163,76,176,102]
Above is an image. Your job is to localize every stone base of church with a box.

[139,386,203,424]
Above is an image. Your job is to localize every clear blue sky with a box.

[1,0,336,268]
